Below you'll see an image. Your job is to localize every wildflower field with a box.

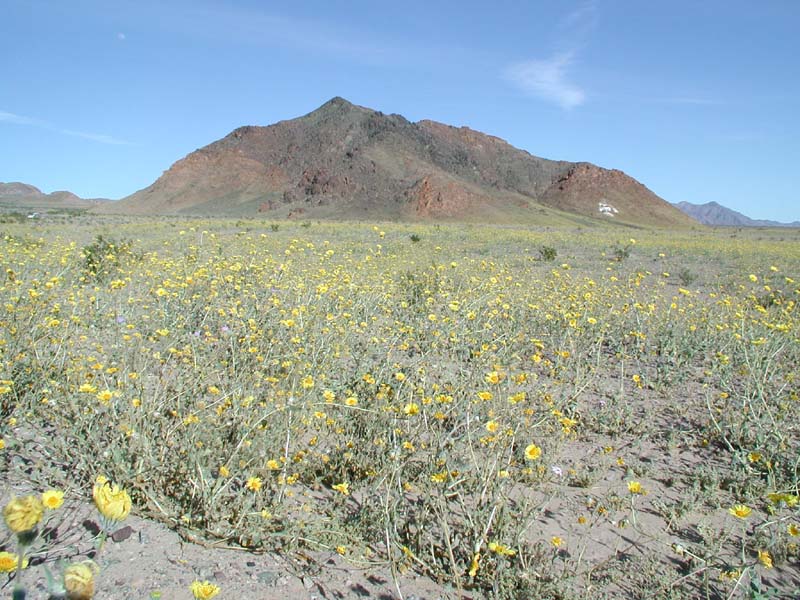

[1,217,799,599]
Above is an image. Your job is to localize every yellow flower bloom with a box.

[95,389,113,404]
[93,476,132,521]
[524,444,542,461]
[728,504,752,519]
[767,492,799,507]
[332,482,350,495]
[627,481,644,495]
[246,476,262,492]
[484,371,504,385]
[64,561,98,600]
[488,541,516,556]
[266,459,280,470]
[788,523,799,537]
[757,549,773,569]
[551,536,564,548]
[468,552,480,577]
[190,581,221,599]
[3,495,44,533]
[402,402,419,416]
[0,551,27,573]
[42,489,65,510]
[218,465,230,478]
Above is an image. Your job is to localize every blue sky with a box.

[2,0,798,221]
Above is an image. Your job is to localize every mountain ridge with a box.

[674,201,799,228]
[0,182,109,210]
[95,97,696,227]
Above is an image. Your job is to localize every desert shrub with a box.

[81,235,135,281]
[538,245,557,261]
[678,267,698,286]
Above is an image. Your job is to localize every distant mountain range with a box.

[674,201,799,228]
[0,182,108,211]
[94,97,695,227]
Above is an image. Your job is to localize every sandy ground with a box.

[0,491,470,600]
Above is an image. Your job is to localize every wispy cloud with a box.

[0,110,131,145]
[505,2,596,109]
[0,111,47,126]
[558,0,598,42]
[505,53,586,109]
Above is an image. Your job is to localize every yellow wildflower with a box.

[93,476,132,521]
[488,541,516,556]
[757,549,773,569]
[524,444,542,460]
[430,471,448,483]
[627,481,644,495]
[95,390,113,404]
[0,551,27,572]
[190,580,221,599]
[403,402,419,416]
[767,492,798,507]
[484,371,503,385]
[246,477,262,492]
[332,482,350,495]
[218,465,230,478]
[63,561,98,600]
[468,553,480,577]
[728,504,752,519]
[3,495,44,533]
[42,489,65,510]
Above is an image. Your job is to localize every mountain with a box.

[96,97,695,227]
[0,182,109,211]
[674,201,799,228]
